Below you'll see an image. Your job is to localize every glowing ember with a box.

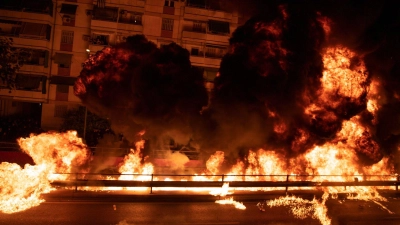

[266,193,331,225]
[215,197,246,210]
[212,183,246,210]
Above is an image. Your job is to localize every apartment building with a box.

[0,0,238,131]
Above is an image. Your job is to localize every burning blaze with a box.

[205,151,224,176]
[2,3,398,225]
[321,46,368,100]
[0,131,90,213]
[17,131,90,179]
[0,163,49,213]
[118,140,154,181]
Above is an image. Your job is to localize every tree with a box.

[0,37,26,90]
[59,106,114,147]
[0,113,43,143]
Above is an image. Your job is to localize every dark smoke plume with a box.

[202,3,329,159]
[199,0,399,164]
[74,1,399,166]
[74,35,208,149]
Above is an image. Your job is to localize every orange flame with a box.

[0,131,90,213]
[118,140,154,182]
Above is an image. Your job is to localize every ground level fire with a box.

[0,131,397,225]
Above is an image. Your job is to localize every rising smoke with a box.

[74,0,399,166]
[74,35,208,151]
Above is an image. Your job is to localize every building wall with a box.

[0,0,239,131]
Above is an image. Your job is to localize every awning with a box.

[208,20,230,34]
[50,76,77,86]
[60,4,78,15]
[54,53,72,65]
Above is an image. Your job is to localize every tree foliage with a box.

[59,106,114,147]
[0,114,43,143]
[0,37,26,90]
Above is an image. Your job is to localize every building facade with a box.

[0,0,239,131]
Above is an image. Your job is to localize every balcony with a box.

[0,21,51,45]
[88,44,107,53]
[11,37,50,49]
[87,34,110,52]
[190,56,221,68]
[117,23,143,32]
[125,0,145,8]
[0,88,47,100]
[184,7,232,21]
[0,10,53,23]
[0,0,53,16]
[60,43,73,52]
[19,65,47,74]
[163,6,174,15]
[91,20,117,31]
[119,10,143,28]
[182,31,229,43]
[0,73,47,98]
[92,6,118,23]
[188,44,226,68]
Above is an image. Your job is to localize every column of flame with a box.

[0,131,90,214]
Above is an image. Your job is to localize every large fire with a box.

[0,45,396,223]
[1,4,398,225]
[0,131,90,214]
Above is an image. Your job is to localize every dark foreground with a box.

[1,189,400,225]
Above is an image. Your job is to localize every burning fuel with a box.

[0,131,90,214]
[1,1,399,224]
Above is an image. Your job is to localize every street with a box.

[1,190,400,225]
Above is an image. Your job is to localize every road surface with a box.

[1,190,400,225]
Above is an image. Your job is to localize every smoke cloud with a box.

[75,35,208,150]
[74,1,399,166]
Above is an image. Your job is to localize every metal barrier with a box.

[50,173,400,194]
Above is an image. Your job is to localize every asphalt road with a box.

[1,190,400,225]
